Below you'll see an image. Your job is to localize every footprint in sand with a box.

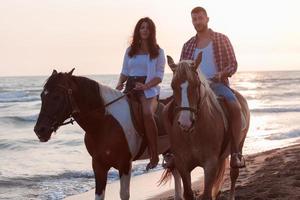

[292,181,300,187]
[294,175,300,180]
[255,187,265,193]
[267,192,289,198]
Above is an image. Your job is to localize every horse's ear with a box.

[194,52,202,70]
[52,69,58,76]
[167,55,177,72]
[68,68,75,75]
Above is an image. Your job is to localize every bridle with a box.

[41,78,132,132]
[173,74,207,118]
[40,83,80,132]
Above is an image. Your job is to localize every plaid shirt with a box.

[180,29,237,85]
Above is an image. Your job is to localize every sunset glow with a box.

[1,0,300,76]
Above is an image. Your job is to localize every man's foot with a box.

[146,156,159,171]
[230,153,246,168]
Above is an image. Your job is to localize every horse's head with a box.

[167,53,203,132]
[34,68,77,142]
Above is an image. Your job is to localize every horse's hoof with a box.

[146,158,159,171]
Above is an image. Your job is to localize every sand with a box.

[157,143,300,200]
[65,142,300,200]
[64,167,203,200]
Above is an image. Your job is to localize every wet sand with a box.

[65,142,300,200]
[156,142,300,200]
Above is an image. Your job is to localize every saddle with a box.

[126,93,169,160]
[216,91,247,132]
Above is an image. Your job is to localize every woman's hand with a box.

[116,83,124,91]
[134,82,149,91]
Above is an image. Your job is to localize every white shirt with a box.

[122,54,148,76]
[121,48,166,98]
[193,42,218,79]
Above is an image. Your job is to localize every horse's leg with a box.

[202,159,219,200]
[211,158,228,200]
[177,166,194,200]
[119,162,132,200]
[172,169,183,200]
[229,167,239,200]
[92,159,108,200]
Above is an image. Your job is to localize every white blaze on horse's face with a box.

[178,81,194,131]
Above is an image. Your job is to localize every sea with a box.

[0,71,300,200]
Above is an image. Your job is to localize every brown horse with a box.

[162,54,250,200]
[33,69,182,200]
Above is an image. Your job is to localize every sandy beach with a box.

[65,166,204,200]
[157,142,300,200]
[65,141,300,200]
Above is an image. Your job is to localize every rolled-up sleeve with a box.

[223,35,237,77]
[121,48,130,76]
[155,49,166,80]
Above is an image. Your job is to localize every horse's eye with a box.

[40,92,46,99]
[41,90,49,97]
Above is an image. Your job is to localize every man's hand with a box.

[134,82,149,91]
[211,72,224,82]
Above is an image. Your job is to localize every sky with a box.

[1,0,300,76]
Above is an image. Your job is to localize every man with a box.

[180,6,245,168]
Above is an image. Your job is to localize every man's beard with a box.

[194,24,208,33]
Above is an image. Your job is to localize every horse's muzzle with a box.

[177,119,195,133]
[34,125,52,142]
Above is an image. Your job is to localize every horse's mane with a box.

[44,73,105,111]
[197,68,227,128]
[172,61,198,86]
[73,76,105,110]
[174,61,228,129]
[43,73,63,89]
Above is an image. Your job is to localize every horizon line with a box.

[0,69,299,78]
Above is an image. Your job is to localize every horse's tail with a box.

[158,168,173,186]
[212,158,228,199]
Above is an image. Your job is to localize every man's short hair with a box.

[191,7,207,16]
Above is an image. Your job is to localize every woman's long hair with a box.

[128,17,160,59]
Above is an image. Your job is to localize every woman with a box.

[116,17,165,170]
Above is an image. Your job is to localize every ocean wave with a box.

[0,139,36,151]
[0,140,19,150]
[244,95,300,102]
[0,171,95,200]
[0,97,40,103]
[266,129,300,140]
[0,166,160,199]
[0,91,40,103]
[0,114,38,123]
[0,171,95,187]
[250,107,300,113]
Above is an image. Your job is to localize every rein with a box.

[104,90,133,107]
[51,83,133,130]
